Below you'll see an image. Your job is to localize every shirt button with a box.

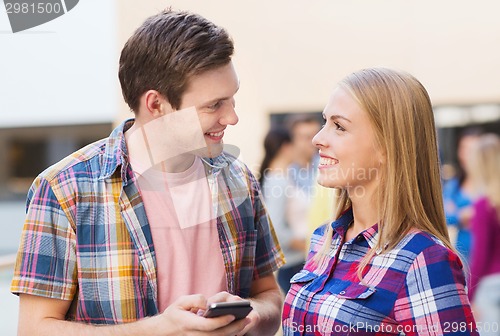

[339,290,346,295]
[356,235,363,241]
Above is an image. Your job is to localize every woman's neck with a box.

[345,183,381,241]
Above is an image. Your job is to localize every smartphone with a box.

[203,300,253,320]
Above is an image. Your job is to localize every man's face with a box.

[178,61,240,158]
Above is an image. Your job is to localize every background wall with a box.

[115,0,500,170]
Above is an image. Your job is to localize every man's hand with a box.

[160,294,250,335]
[206,274,283,336]
[206,292,257,336]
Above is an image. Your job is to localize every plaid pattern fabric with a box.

[282,208,478,335]
[11,119,284,324]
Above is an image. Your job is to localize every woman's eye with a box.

[334,122,345,131]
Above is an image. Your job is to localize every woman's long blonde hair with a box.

[317,68,453,279]
[469,134,500,214]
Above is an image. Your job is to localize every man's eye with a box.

[208,101,222,110]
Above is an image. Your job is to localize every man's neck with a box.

[125,122,196,174]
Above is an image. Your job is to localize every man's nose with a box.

[221,106,239,126]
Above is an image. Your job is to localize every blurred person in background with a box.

[286,114,321,195]
[443,127,483,262]
[305,183,337,253]
[11,9,284,336]
[282,68,477,335]
[285,115,322,263]
[468,134,500,336]
[259,126,306,294]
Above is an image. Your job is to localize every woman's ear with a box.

[378,150,386,166]
[373,140,386,167]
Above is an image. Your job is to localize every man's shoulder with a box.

[39,138,108,183]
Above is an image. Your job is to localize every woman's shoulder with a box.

[307,223,330,252]
[395,231,466,292]
[311,222,329,240]
[394,229,460,265]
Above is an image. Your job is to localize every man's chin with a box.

[193,144,224,158]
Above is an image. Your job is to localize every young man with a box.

[11,9,284,336]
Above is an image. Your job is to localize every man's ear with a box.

[142,90,174,117]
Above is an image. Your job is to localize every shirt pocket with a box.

[290,269,318,283]
[288,269,319,295]
[325,283,402,335]
[335,282,376,299]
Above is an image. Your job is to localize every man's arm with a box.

[246,274,283,336]
[209,274,283,336]
[208,274,283,336]
[18,293,249,336]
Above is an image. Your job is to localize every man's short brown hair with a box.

[119,9,234,112]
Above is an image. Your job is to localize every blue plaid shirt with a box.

[282,208,477,335]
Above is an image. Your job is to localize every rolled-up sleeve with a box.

[11,176,77,301]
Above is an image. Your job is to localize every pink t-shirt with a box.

[130,156,227,312]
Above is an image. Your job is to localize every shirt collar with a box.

[330,207,380,249]
[99,118,134,185]
[200,143,242,176]
[330,207,354,232]
[362,223,379,249]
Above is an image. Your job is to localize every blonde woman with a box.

[282,68,478,335]
[468,134,500,336]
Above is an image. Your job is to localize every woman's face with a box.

[312,88,384,195]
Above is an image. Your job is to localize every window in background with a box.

[0,123,112,200]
